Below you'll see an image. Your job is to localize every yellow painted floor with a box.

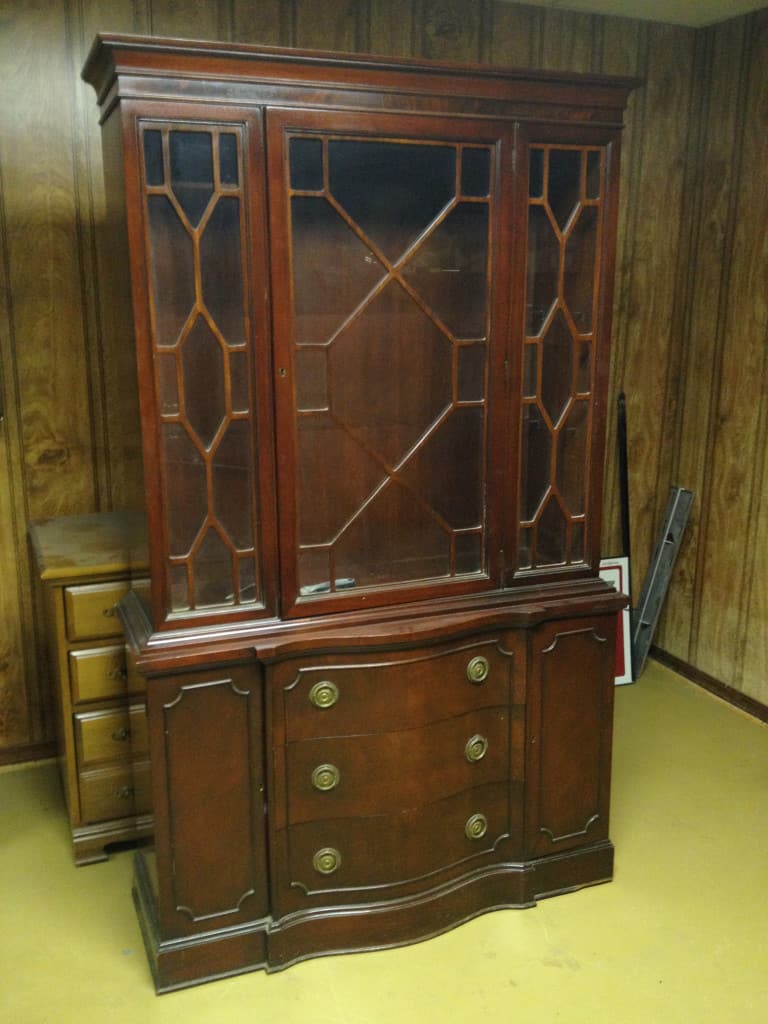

[2,660,767,1023]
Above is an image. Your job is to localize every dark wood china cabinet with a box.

[82,34,634,992]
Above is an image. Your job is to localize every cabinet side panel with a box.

[527,615,616,857]
[152,666,267,934]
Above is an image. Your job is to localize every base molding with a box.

[651,648,768,723]
[73,813,153,866]
[134,841,614,992]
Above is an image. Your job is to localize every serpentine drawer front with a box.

[270,635,523,912]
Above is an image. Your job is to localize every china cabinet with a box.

[83,34,634,991]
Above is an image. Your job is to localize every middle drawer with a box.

[284,705,512,824]
[74,705,148,768]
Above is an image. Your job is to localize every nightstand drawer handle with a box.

[117,785,134,801]
[465,813,488,840]
[313,847,341,875]
[112,727,131,742]
[312,764,340,792]
[466,656,490,684]
[309,680,339,709]
[102,605,118,618]
[465,734,488,763]
[108,667,128,681]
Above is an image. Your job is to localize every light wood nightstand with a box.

[30,512,152,865]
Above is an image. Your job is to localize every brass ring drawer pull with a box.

[309,680,339,709]
[102,606,118,618]
[112,727,131,742]
[465,813,488,840]
[108,667,128,681]
[466,655,490,684]
[117,785,134,801]
[313,847,341,875]
[312,764,340,792]
[465,734,488,763]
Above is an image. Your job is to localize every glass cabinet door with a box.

[139,120,270,621]
[270,113,505,612]
[518,143,607,574]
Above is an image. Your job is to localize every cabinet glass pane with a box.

[142,123,263,615]
[518,145,604,571]
[288,132,493,598]
[328,139,455,262]
[169,130,214,226]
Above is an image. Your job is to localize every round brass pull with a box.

[466,655,490,684]
[311,764,340,792]
[465,734,488,763]
[309,680,339,709]
[111,727,131,742]
[313,847,341,875]
[465,813,488,840]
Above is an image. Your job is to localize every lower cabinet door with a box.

[147,664,269,937]
[525,615,617,858]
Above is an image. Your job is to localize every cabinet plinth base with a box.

[73,813,153,867]
[133,842,614,993]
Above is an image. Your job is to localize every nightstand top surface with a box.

[30,512,148,580]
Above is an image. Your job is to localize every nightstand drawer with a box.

[69,645,142,703]
[75,705,148,767]
[79,761,151,824]
[64,581,132,641]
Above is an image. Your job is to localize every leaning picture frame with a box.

[599,556,633,685]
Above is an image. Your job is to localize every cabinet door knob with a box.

[465,813,488,840]
[312,764,340,791]
[313,847,341,875]
[309,680,339,709]
[465,734,488,763]
[466,655,490,684]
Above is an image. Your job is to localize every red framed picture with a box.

[599,556,633,685]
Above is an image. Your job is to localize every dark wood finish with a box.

[82,34,634,989]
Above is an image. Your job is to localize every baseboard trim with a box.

[651,647,768,724]
[0,740,56,768]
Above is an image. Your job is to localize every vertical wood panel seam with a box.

[591,14,603,74]
[651,26,701,575]
[602,21,649,569]
[689,16,752,666]
[668,26,711,488]
[68,0,111,511]
[479,0,493,64]
[356,0,373,54]
[733,14,768,686]
[0,154,36,740]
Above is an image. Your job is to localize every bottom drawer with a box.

[282,781,521,900]
[79,761,151,824]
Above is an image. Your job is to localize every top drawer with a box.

[274,635,518,742]
[64,581,132,642]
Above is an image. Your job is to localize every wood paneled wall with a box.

[0,1,765,761]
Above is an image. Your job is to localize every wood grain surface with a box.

[1,0,766,761]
